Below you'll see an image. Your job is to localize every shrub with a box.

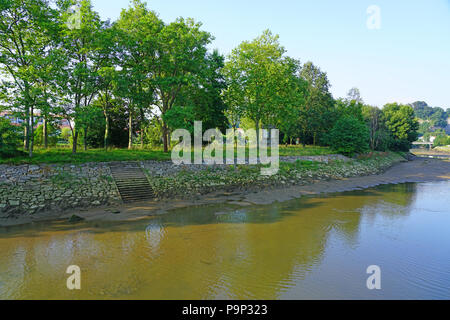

[144,119,163,147]
[34,124,60,147]
[329,116,370,156]
[433,134,450,147]
[0,118,25,158]
[386,136,412,152]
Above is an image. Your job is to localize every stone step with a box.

[110,165,154,203]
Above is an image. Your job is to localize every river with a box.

[0,181,449,299]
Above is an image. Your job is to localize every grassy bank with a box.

[148,152,406,199]
[0,145,334,165]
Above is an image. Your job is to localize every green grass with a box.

[0,147,172,165]
[278,145,334,157]
[0,145,335,165]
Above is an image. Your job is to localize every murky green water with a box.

[1,181,449,300]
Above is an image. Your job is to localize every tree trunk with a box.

[168,129,171,148]
[128,112,133,150]
[84,127,88,151]
[162,123,168,153]
[254,119,260,156]
[233,126,237,150]
[24,106,30,151]
[72,129,78,154]
[29,106,34,158]
[24,124,29,150]
[43,117,48,149]
[104,113,110,151]
[23,83,31,151]
[140,108,145,149]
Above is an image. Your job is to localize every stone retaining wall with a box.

[0,163,121,218]
[0,154,355,218]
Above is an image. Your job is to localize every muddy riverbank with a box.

[1,157,448,227]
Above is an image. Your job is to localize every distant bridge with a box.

[412,142,433,149]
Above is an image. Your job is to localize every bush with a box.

[387,138,411,152]
[433,134,450,147]
[328,116,370,156]
[0,118,25,158]
[144,119,163,147]
[34,123,60,147]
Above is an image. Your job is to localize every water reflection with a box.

[0,182,449,299]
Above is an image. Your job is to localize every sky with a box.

[92,0,450,109]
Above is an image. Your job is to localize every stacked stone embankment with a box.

[0,163,121,218]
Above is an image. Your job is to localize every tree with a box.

[346,87,363,104]
[34,123,59,147]
[57,0,104,154]
[429,107,447,128]
[328,116,370,156]
[115,0,162,149]
[411,101,448,128]
[382,103,419,151]
[77,103,104,150]
[96,66,116,150]
[93,19,119,150]
[223,30,292,150]
[0,117,24,158]
[299,61,334,145]
[163,105,196,135]
[0,0,60,157]
[153,17,212,152]
[433,133,450,147]
[175,50,229,133]
[335,98,364,122]
[272,57,307,144]
[411,101,434,119]
[362,105,386,150]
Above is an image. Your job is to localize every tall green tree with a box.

[154,17,212,152]
[223,30,292,149]
[362,105,385,150]
[0,0,59,157]
[272,57,307,144]
[175,49,229,133]
[382,103,419,151]
[57,0,104,154]
[299,61,334,145]
[115,0,162,149]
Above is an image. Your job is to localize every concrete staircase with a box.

[109,163,154,203]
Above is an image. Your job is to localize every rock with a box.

[68,215,85,223]
[9,200,20,206]
[92,200,101,206]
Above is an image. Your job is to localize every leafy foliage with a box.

[328,116,370,156]
[0,1,424,160]
[34,123,59,147]
[0,118,25,158]
[411,101,448,128]
[382,103,419,151]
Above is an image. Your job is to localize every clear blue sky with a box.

[92,0,450,109]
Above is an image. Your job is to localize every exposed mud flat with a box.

[1,158,449,227]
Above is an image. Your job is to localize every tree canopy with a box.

[0,0,422,157]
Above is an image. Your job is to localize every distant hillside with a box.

[410,101,449,129]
